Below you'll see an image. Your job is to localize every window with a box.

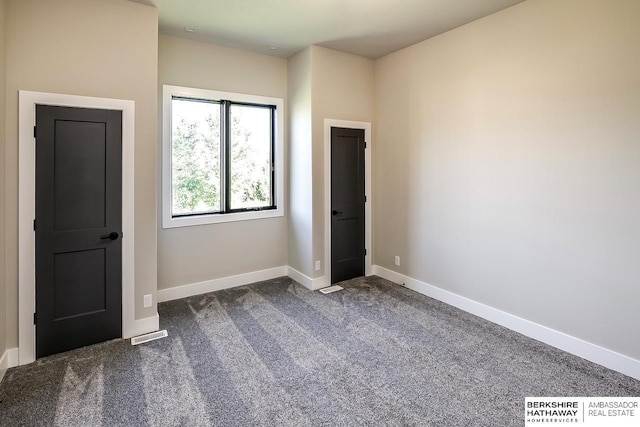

[163,85,284,228]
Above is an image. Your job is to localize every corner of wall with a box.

[286,47,314,277]
[308,46,375,280]
[0,0,8,360]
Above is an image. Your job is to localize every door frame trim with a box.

[324,119,372,285]
[18,91,135,365]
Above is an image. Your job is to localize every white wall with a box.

[374,0,640,360]
[4,0,159,348]
[157,35,288,290]
[287,48,314,277]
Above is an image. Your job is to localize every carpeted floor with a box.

[0,276,638,426]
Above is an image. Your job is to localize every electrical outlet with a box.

[394,256,400,266]
[143,294,152,308]
[315,260,321,271]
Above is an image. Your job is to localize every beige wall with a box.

[157,35,288,290]
[374,0,640,359]
[287,47,314,276]
[310,46,374,278]
[4,0,159,348]
[0,0,6,358]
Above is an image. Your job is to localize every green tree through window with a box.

[229,104,272,210]
[171,97,274,217]
[172,99,221,215]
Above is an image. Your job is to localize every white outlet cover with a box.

[143,294,152,308]
[315,260,321,271]
[395,256,400,266]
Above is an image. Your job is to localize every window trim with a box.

[162,85,284,228]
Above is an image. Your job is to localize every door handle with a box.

[332,210,344,216]
[100,232,119,240]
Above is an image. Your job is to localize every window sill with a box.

[162,207,283,229]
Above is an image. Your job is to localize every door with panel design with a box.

[35,105,122,358]
[331,127,366,284]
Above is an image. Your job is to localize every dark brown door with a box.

[35,105,122,358]
[331,127,366,284]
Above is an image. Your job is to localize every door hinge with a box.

[364,141,367,149]
[33,312,37,324]
[365,248,367,256]
[33,219,37,231]
[364,195,367,202]
[34,126,37,139]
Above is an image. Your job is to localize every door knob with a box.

[100,232,119,240]
[332,210,344,216]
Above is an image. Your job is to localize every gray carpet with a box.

[0,276,638,426]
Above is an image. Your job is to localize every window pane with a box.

[229,104,273,210]
[171,98,221,216]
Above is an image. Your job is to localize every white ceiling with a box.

[136,0,525,59]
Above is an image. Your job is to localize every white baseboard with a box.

[287,266,327,290]
[124,314,160,339]
[0,348,20,383]
[372,265,640,381]
[157,266,288,303]
[156,265,330,306]
[12,266,285,363]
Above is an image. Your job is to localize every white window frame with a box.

[162,85,284,228]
